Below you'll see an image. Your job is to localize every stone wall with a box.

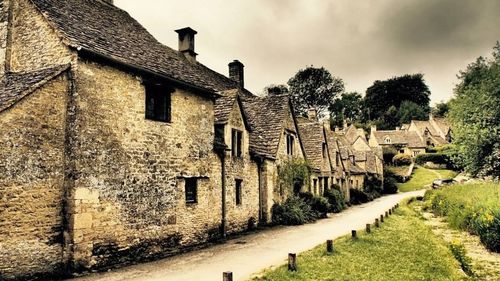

[0,74,69,279]
[67,60,223,270]
[0,0,10,76]
[9,0,73,72]
[222,102,259,233]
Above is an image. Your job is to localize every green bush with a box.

[383,146,398,164]
[392,154,412,166]
[271,196,316,225]
[383,168,399,194]
[299,192,330,218]
[415,153,450,165]
[323,187,346,213]
[430,183,500,252]
[349,188,369,205]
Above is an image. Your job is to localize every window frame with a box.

[145,83,173,123]
[231,129,243,157]
[286,133,295,156]
[235,179,243,205]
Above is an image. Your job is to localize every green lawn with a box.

[251,205,467,281]
[397,166,457,192]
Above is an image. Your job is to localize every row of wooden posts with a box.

[222,203,400,281]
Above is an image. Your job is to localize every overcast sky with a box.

[115,0,499,104]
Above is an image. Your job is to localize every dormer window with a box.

[145,83,173,122]
[384,136,391,144]
[286,133,295,156]
[231,129,243,157]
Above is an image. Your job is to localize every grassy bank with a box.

[252,204,467,281]
[397,166,457,192]
[426,182,500,252]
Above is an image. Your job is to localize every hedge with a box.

[415,153,450,165]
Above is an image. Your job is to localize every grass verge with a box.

[397,166,457,192]
[251,204,467,281]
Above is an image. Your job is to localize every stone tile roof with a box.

[344,125,366,144]
[433,117,451,134]
[0,65,70,112]
[214,89,238,124]
[240,94,291,159]
[297,119,325,170]
[412,120,438,136]
[372,130,425,148]
[31,0,238,94]
[364,151,378,174]
[406,131,426,148]
[350,164,366,174]
[353,151,367,162]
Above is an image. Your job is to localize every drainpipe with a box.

[220,152,227,239]
[257,158,264,224]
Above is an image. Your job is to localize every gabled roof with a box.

[31,0,237,94]
[297,119,327,170]
[214,89,251,130]
[344,125,366,144]
[432,117,451,135]
[412,120,438,136]
[371,130,425,148]
[241,94,292,159]
[0,65,70,113]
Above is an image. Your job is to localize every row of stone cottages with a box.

[0,0,382,279]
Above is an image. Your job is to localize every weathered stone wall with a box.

[9,0,73,72]
[223,103,259,233]
[0,74,69,280]
[0,0,10,76]
[68,60,222,270]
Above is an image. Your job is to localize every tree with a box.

[432,101,449,118]
[397,101,428,124]
[264,84,289,96]
[448,42,500,178]
[329,92,363,128]
[287,66,344,118]
[364,74,431,127]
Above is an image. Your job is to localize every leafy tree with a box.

[432,101,450,118]
[397,101,428,124]
[288,66,344,118]
[364,74,431,127]
[264,84,289,96]
[448,42,500,178]
[329,92,363,128]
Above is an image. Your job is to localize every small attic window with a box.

[231,129,243,157]
[286,134,295,155]
[145,83,173,122]
[322,142,327,159]
[384,136,391,144]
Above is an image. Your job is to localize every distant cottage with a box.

[0,0,383,279]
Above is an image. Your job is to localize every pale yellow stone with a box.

[73,213,92,230]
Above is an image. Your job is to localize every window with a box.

[231,129,243,157]
[322,142,327,158]
[384,136,391,144]
[313,179,318,194]
[185,178,197,203]
[235,179,242,205]
[323,177,329,191]
[286,134,294,155]
[145,84,172,122]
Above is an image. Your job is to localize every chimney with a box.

[371,125,377,132]
[175,27,198,62]
[395,126,400,131]
[429,113,433,121]
[307,108,317,121]
[228,60,244,88]
[343,119,348,129]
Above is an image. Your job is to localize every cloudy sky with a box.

[115,0,499,104]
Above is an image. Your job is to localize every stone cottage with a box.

[369,125,426,157]
[406,115,452,147]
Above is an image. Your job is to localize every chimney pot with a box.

[175,27,198,62]
[307,108,317,121]
[371,125,377,132]
[229,60,244,88]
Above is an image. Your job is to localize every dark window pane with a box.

[235,179,242,205]
[185,178,197,203]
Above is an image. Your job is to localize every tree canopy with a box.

[287,66,344,118]
[431,101,450,118]
[448,42,500,178]
[329,92,363,128]
[264,84,289,96]
[364,74,431,129]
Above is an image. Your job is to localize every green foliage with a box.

[349,188,369,205]
[415,153,450,166]
[271,196,316,225]
[449,240,475,277]
[278,159,311,196]
[432,101,450,118]
[287,66,345,118]
[255,205,467,281]
[448,42,500,179]
[323,186,346,213]
[429,183,500,252]
[392,154,412,166]
[396,100,429,124]
[382,146,398,164]
[307,195,330,218]
[363,175,383,200]
[383,176,398,194]
[329,92,363,128]
[264,84,289,95]
[364,73,431,129]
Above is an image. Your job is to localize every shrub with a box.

[349,188,369,205]
[392,154,412,166]
[299,192,330,218]
[271,196,315,225]
[323,186,346,213]
[383,146,398,164]
[449,240,474,276]
[415,153,450,165]
[383,168,399,194]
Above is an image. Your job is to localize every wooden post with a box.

[380,214,384,223]
[366,223,371,233]
[389,209,392,215]
[288,253,297,271]
[375,218,380,227]
[352,230,357,239]
[326,240,334,253]
[223,272,233,281]
[385,211,389,218]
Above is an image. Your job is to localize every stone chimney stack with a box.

[228,60,244,88]
[371,125,377,132]
[307,108,317,121]
[175,27,198,62]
